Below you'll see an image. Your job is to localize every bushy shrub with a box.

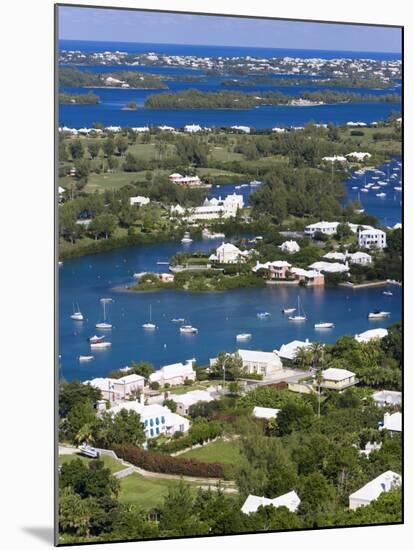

[113,444,225,478]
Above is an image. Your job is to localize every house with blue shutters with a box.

[110,400,190,439]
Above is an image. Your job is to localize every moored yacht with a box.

[368,310,390,319]
[70,303,84,321]
[314,322,335,329]
[181,232,193,244]
[236,333,252,341]
[180,325,198,334]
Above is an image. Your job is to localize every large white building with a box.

[110,400,190,439]
[241,491,301,514]
[358,228,387,249]
[308,261,350,273]
[372,390,402,407]
[170,389,216,416]
[348,471,401,510]
[355,328,388,343]
[84,374,145,402]
[210,242,250,264]
[149,360,196,387]
[279,240,300,254]
[304,221,339,237]
[186,194,244,221]
[237,349,283,378]
[278,339,312,362]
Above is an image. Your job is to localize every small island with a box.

[59,91,100,104]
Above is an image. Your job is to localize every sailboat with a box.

[288,297,307,321]
[70,303,84,321]
[142,305,157,330]
[96,298,112,329]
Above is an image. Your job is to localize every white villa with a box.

[170,389,216,416]
[149,360,196,387]
[308,261,350,273]
[355,328,388,343]
[358,228,387,249]
[349,471,401,510]
[252,406,280,420]
[380,411,402,433]
[279,240,300,254]
[323,251,372,266]
[110,400,190,439]
[238,349,283,378]
[210,242,250,264]
[320,368,358,390]
[252,260,291,279]
[372,390,402,407]
[169,173,202,187]
[187,194,244,221]
[130,196,150,207]
[278,339,312,362]
[346,152,372,161]
[84,374,145,402]
[241,491,301,514]
[304,221,339,236]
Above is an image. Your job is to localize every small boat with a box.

[96,298,112,329]
[181,232,193,244]
[171,317,185,323]
[288,297,307,322]
[88,335,105,344]
[249,180,262,186]
[58,261,63,266]
[361,188,369,193]
[368,310,390,319]
[376,192,386,198]
[79,355,94,362]
[394,186,402,191]
[257,312,271,318]
[70,303,84,321]
[90,341,112,349]
[236,333,252,341]
[314,322,334,329]
[383,291,393,296]
[282,308,296,314]
[180,325,198,334]
[351,186,358,190]
[156,261,169,265]
[235,185,241,189]
[142,305,157,330]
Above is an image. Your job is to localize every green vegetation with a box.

[221,76,395,89]
[145,89,401,109]
[59,453,126,474]
[179,439,243,466]
[59,67,168,89]
[59,92,100,104]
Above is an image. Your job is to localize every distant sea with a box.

[59,40,401,61]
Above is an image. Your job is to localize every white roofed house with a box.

[308,261,350,274]
[304,221,339,237]
[379,411,402,433]
[355,328,388,343]
[252,406,280,420]
[130,196,150,207]
[358,228,387,249]
[241,491,301,514]
[213,242,250,264]
[237,349,283,379]
[170,389,215,416]
[348,251,372,265]
[319,368,358,390]
[149,359,196,387]
[84,374,145,402]
[348,471,401,510]
[110,400,190,439]
[252,260,291,280]
[372,390,401,408]
[278,339,312,362]
[279,240,300,254]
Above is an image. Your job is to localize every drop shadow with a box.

[21,526,54,544]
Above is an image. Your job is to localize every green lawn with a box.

[179,439,243,466]
[119,473,199,510]
[58,453,126,473]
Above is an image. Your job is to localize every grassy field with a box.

[118,473,201,510]
[58,453,126,473]
[179,439,244,466]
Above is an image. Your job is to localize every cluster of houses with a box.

[304,220,387,250]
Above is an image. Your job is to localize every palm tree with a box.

[310,342,325,369]
[294,346,312,371]
[75,423,95,446]
[315,366,324,418]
